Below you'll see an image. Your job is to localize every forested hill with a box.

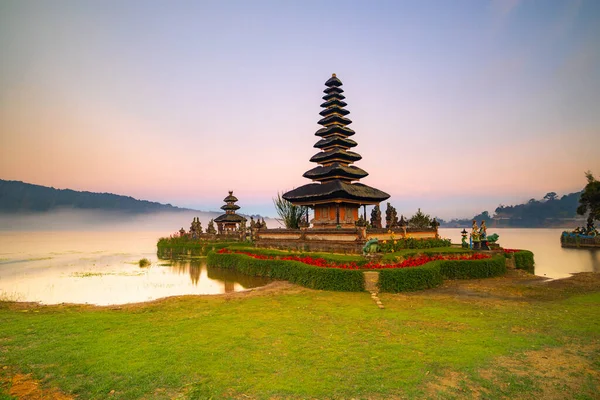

[442,191,584,228]
[0,180,189,213]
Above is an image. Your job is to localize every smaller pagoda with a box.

[214,191,246,233]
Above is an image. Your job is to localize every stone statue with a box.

[487,233,500,243]
[398,215,407,227]
[250,216,256,229]
[206,219,217,234]
[479,220,487,240]
[362,238,380,255]
[179,227,186,237]
[471,220,480,249]
[461,229,468,248]
[370,205,382,229]
[189,217,203,239]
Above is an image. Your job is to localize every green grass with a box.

[0,285,598,399]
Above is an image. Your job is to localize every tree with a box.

[473,211,492,223]
[544,192,558,201]
[576,171,600,227]
[273,192,307,229]
[408,208,432,229]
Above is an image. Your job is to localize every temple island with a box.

[253,74,438,253]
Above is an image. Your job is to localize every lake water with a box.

[0,231,270,305]
[439,228,599,279]
[0,227,597,305]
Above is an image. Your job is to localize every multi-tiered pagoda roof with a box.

[215,191,246,224]
[283,74,390,205]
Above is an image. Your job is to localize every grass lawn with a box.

[0,272,599,399]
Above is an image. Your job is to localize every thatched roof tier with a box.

[325,74,343,87]
[313,136,357,149]
[317,114,352,126]
[319,106,350,117]
[220,203,240,211]
[315,124,355,138]
[323,86,344,95]
[303,163,368,181]
[309,149,362,164]
[320,99,348,108]
[322,92,346,101]
[282,181,389,204]
[214,213,246,223]
[223,192,238,203]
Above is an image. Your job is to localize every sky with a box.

[1,0,599,219]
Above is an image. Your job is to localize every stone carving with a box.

[370,205,382,229]
[385,203,398,229]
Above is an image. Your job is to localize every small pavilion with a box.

[214,191,246,233]
[283,74,390,228]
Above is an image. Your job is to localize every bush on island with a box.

[206,252,365,292]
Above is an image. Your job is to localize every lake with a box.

[0,231,270,305]
[1,226,597,305]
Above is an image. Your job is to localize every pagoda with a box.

[283,74,390,228]
[214,191,246,233]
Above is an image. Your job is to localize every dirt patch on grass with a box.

[1,373,74,400]
[422,271,600,303]
[425,342,600,399]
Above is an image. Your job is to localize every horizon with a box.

[1,1,599,220]
[0,177,585,221]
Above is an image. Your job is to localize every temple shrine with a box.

[214,191,246,233]
[283,74,390,228]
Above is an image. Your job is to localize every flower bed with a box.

[217,248,490,270]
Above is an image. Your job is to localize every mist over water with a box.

[0,209,280,232]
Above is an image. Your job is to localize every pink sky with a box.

[1,1,599,219]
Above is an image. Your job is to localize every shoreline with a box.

[2,270,598,310]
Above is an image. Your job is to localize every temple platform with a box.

[255,227,438,254]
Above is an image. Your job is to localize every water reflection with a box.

[167,259,270,290]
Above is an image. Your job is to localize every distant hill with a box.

[0,179,190,214]
[441,191,585,228]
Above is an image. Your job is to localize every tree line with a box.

[0,180,187,213]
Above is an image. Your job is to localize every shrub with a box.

[138,258,151,268]
[207,252,365,292]
[513,250,535,273]
[157,239,241,258]
[378,263,443,293]
[438,255,506,279]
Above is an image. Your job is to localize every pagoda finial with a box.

[229,190,233,195]
[332,73,336,77]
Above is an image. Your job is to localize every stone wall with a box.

[254,226,439,254]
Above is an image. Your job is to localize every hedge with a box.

[206,252,365,292]
[157,241,240,258]
[378,263,444,293]
[438,255,506,280]
[377,255,506,293]
[513,250,535,273]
